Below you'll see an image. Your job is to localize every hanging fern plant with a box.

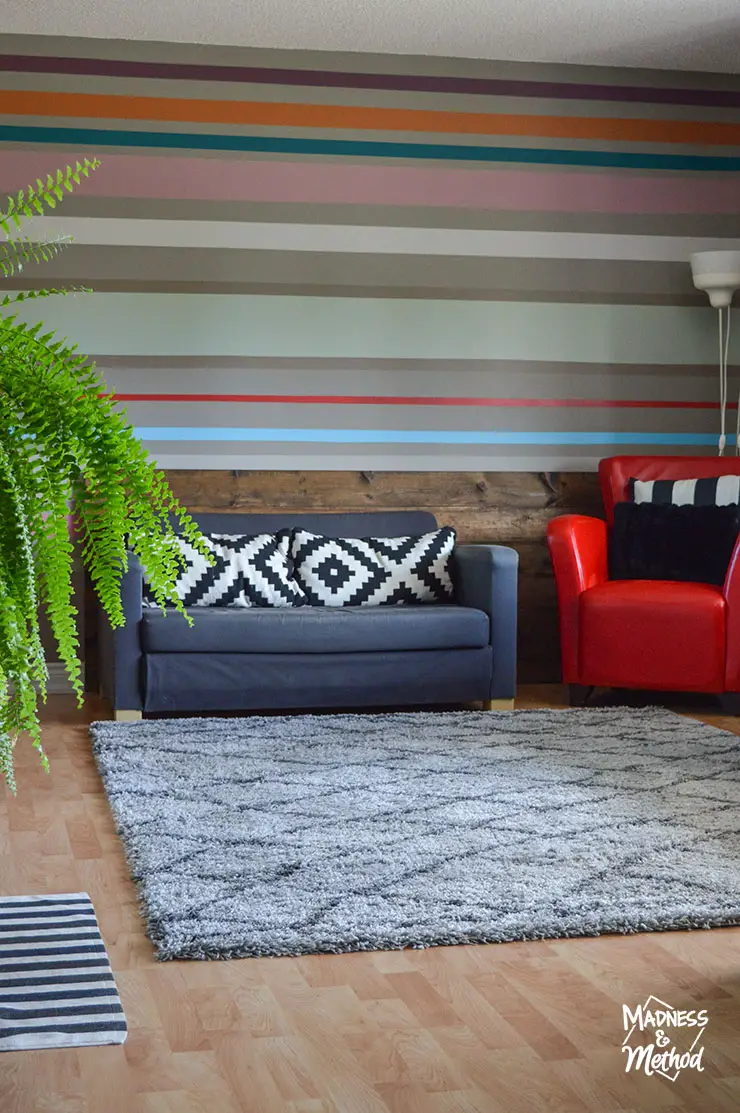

[0,160,207,791]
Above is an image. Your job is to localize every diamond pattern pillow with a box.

[289,528,456,607]
[142,531,306,608]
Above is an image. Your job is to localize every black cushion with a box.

[141,603,490,654]
[609,502,740,586]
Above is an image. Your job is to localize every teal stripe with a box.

[1,124,740,171]
[136,428,730,446]
[10,294,736,364]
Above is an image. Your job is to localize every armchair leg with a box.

[720,693,740,716]
[568,684,594,708]
[482,699,515,711]
[114,710,143,722]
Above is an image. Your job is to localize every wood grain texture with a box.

[0,688,738,1112]
[160,469,602,682]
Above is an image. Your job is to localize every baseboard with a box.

[45,662,76,694]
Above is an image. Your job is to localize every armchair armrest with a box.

[546,515,608,683]
[451,544,518,700]
[723,535,740,690]
[98,551,144,712]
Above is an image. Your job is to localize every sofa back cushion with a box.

[171,510,439,539]
[289,528,456,607]
[143,532,307,608]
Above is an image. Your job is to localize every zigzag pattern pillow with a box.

[289,527,456,607]
[142,531,306,608]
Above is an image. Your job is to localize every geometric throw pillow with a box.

[609,501,740,586]
[630,475,740,506]
[142,531,307,608]
[289,527,456,607]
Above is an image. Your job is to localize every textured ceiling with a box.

[3,0,740,74]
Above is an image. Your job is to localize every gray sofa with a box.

[99,510,518,719]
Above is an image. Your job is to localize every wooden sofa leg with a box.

[114,710,143,722]
[568,684,594,708]
[482,699,515,711]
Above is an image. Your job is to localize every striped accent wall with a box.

[2,34,740,471]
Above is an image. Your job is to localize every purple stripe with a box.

[0,52,739,107]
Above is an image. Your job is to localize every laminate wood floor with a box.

[1,688,739,1113]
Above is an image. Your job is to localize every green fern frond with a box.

[0,158,211,790]
[0,233,73,278]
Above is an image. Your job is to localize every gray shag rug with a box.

[89,708,740,961]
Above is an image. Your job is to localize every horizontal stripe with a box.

[0,1020,127,1039]
[0,896,91,908]
[10,295,737,364]
[3,124,740,170]
[17,248,705,305]
[6,88,740,147]
[0,1003,124,1020]
[3,151,739,213]
[1,53,740,108]
[0,973,115,987]
[0,989,121,1002]
[132,427,734,445]
[23,217,740,262]
[0,932,101,945]
[147,446,715,473]
[113,393,735,410]
[45,197,740,239]
[14,278,703,306]
[0,959,111,973]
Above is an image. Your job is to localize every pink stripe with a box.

[2,150,739,213]
[111,394,731,409]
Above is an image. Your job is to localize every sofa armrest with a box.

[546,514,608,684]
[98,551,144,712]
[451,544,518,700]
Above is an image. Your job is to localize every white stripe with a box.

[0,1011,123,1029]
[0,994,121,1010]
[0,938,103,952]
[19,217,740,262]
[631,480,654,503]
[0,980,114,995]
[671,478,698,505]
[716,475,740,504]
[0,924,99,937]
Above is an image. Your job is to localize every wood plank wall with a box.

[164,470,603,682]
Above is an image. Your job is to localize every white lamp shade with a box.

[690,250,740,308]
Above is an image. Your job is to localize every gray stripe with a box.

[122,401,720,435]
[22,247,703,301]
[20,279,705,305]
[7,30,740,89]
[52,197,740,240]
[146,441,714,473]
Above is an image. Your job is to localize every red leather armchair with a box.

[547,456,740,710]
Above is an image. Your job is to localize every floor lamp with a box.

[690,250,740,455]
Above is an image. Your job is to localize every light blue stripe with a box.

[2,124,740,171]
[136,428,731,446]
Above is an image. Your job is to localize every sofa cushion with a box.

[142,531,306,608]
[141,604,490,654]
[290,528,456,606]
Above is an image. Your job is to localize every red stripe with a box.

[108,394,731,409]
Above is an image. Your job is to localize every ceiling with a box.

[3,0,740,74]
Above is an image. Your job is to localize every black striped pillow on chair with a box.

[630,476,740,506]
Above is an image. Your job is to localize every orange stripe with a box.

[2,89,740,146]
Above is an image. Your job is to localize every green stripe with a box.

[1,124,740,171]
[10,293,736,363]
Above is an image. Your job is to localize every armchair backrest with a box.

[598,456,740,525]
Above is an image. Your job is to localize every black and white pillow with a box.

[630,476,740,506]
[143,531,306,608]
[289,527,456,607]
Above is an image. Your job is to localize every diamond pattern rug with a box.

[90,708,740,960]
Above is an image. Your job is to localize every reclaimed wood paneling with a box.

[163,470,603,682]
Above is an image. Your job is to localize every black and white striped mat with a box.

[0,893,127,1051]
